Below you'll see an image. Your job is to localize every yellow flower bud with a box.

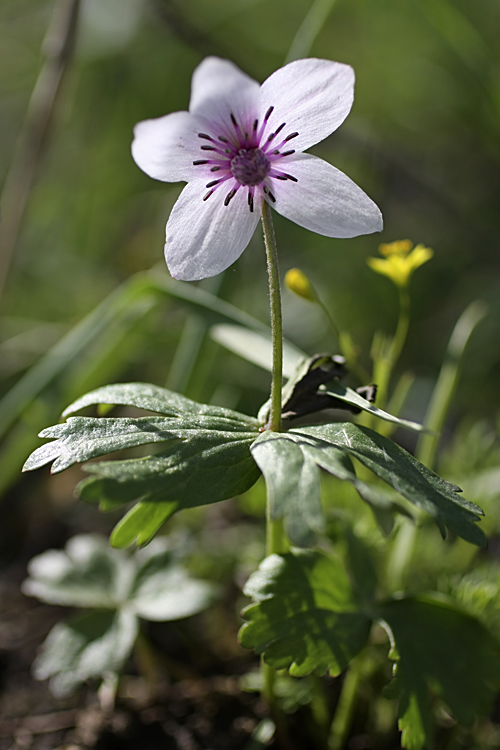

[367,240,433,288]
[285,268,319,303]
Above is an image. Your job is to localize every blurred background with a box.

[1,0,500,551]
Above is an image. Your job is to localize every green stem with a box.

[262,201,283,434]
[328,658,363,750]
[261,202,287,713]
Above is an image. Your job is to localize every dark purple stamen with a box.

[275,123,286,136]
[224,188,237,206]
[203,189,214,201]
[247,191,254,212]
[285,173,298,182]
[210,166,220,172]
[230,113,238,128]
[193,159,208,165]
[281,149,295,157]
[284,132,299,142]
[206,179,219,188]
[265,106,274,120]
[219,135,228,143]
[253,119,258,131]
[274,175,287,180]
[201,145,216,151]
[198,133,213,141]
[263,185,276,203]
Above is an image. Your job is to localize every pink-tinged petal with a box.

[269,153,382,238]
[165,180,262,281]
[260,59,355,152]
[132,111,200,183]
[189,57,260,133]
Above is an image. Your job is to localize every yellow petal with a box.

[378,239,413,257]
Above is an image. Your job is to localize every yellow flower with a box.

[284,268,319,303]
[367,240,433,288]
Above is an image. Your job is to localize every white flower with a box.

[132,57,383,281]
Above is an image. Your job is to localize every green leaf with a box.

[240,550,371,677]
[324,381,424,433]
[252,430,413,545]
[250,433,324,547]
[210,323,306,379]
[23,533,216,619]
[32,610,138,697]
[62,381,259,425]
[110,501,180,548]
[78,435,261,544]
[129,544,216,620]
[378,595,500,750]
[22,534,130,609]
[294,423,486,547]
[24,414,257,474]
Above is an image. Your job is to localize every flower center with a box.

[230,148,270,186]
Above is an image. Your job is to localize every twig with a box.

[0,0,81,303]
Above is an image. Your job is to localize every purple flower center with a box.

[192,107,299,211]
[230,148,271,186]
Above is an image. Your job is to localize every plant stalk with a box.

[261,201,287,712]
[262,202,283,434]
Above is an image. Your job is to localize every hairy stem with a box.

[262,202,283,434]
[261,200,286,712]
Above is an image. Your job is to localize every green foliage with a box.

[380,596,500,750]
[241,549,500,749]
[23,534,215,696]
[240,550,372,677]
[251,423,485,548]
[23,382,261,546]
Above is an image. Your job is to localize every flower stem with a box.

[328,658,363,750]
[262,201,283,434]
[261,201,286,714]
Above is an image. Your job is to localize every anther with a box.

[284,173,298,182]
[275,123,286,136]
[273,150,280,155]
[198,133,213,141]
[253,119,258,131]
[284,132,299,142]
[210,166,220,172]
[281,149,295,157]
[218,135,228,143]
[248,191,254,212]
[230,113,238,128]
[275,175,287,180]
[203,189,214,201]
[264,106,274,120]
[206,179,219,188]
[263,186,276,203]
[224,188,237,206]
[193,159,208,165]
[201,145,216,151]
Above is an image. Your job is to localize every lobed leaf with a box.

[78,435,261,545]
[239,550,371,677]
[23,414,257,474]
[293,423,486,547]
[324,382,424,433]
[379,595,500,750]
[22,534,130,609]
[32,610,139,698]
[62,381,258,424]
